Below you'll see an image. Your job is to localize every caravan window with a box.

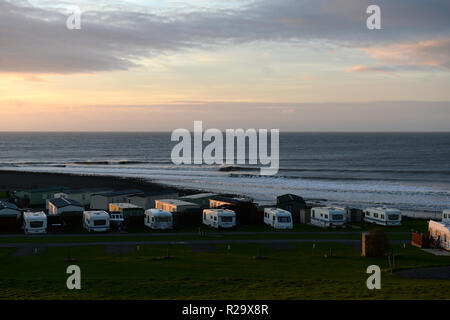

[278,216,291,223]
[373,212,379,218]
[381,214,385,219]
[30,221,43,228]
[158,217,170,222]
[214,216,217,221]
[221,216,233,222]
[94,219,106,226]
[332,214,343,221]
[388,214,399,220]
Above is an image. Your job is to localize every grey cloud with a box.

[0,0,449,73]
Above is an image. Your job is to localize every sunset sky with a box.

[0,0,449,131]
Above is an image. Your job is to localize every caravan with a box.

[363,207,402,226]
[311,207,346,228]
[203,209,236,229]
[23,211,47,234]
[144,209,173,230]
[264,208,293,229]
[83,211,110,232]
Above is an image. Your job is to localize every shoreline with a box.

[0,170,197,196]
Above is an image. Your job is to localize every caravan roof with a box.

[84,210,109,217]
[23,211,46,219]
[0,201,19,211]
[48,198,82,208]
[266,208,291,216]
[366,206,401,213]
[146,209,172,217]
[206,209,236,216]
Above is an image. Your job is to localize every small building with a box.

[126,190,179,209]
[48,198,84,231]
[276,194,307,224]
[0,201,21,232]
[179,193,218,208]
[203,209,236,229]
[15,187,69,207]
[363,207,402,226]
[109,203,144,218]
[209,196,257,225]
[0,201,21,218]
[346,208,364,223]
[264,208,293,229]
[83,211,110,232]
[428,210,450,251]
[155,199,200,213]
[109,203,145,227]
[311,207,347,228]
[299,208,311,224]
[155,199,201,228]
[144,209,173,230]
[22,211,47,234]
[90,189,142,210]
[48,198,84,216]
[54,187,112,207]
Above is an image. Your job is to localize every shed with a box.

[155,199,201,228]
[209,196,257,225]
[346,208,363,223]
[48,197,84,230]
[48,198,84,216]
[276,194,307,224]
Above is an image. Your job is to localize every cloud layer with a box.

[1,0,449,74]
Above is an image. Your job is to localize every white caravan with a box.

[311,207,346,228]
[264,208,293,229]
[203,209,236,229]
[144,209,173,230]
[83,211,110,232]
[363,207,402,226]
[23,211,47,234]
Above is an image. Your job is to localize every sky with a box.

[0,0,449,131]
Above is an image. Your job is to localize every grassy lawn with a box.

[0,242,448,300]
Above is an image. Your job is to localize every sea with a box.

[0,132,449,218]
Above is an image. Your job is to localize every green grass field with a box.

[1,241,449,300]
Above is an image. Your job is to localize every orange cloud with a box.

[361,38,450,69]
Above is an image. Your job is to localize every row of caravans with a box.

[8,205,406,234]
[83,207,295,232]
[309,206,403,228]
